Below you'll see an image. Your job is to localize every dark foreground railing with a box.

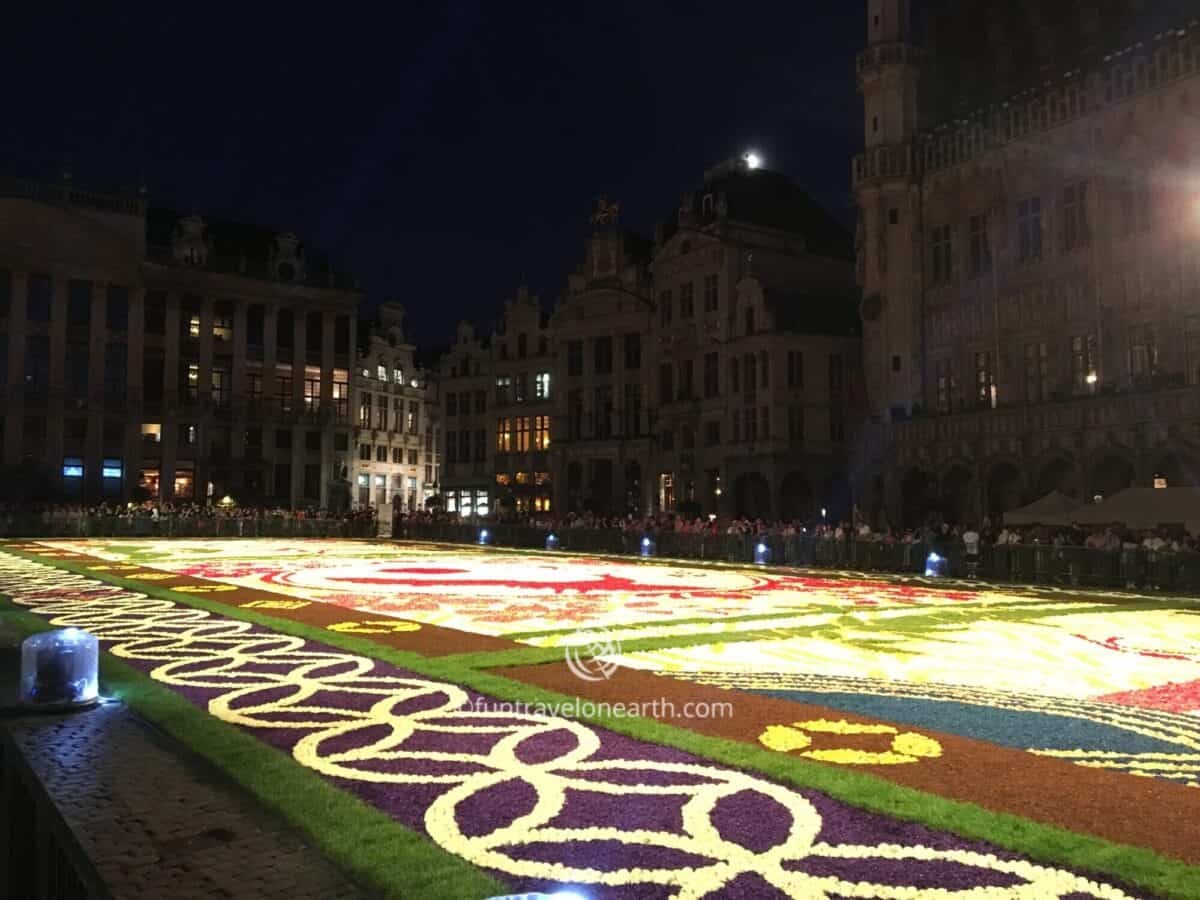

[0,515,377,540]
[394,521,1200,593]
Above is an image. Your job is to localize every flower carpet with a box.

[5,538,1200,897]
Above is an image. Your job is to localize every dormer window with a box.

[702,194,714,215]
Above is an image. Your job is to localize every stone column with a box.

[231,300,248,476]
[262,305,278,503]
[163,292,181,398]
[46,275,68,471]
[292,310,306,414]
[127,289,145,398]
[232,301,248,395]
[87,282,108,502]
[199,296,215,405]
[321,310,335,405]
[4,272,28,465]
[124,289,145,504]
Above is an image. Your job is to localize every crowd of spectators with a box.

[396,508,1199,555]
[0,501,376,526]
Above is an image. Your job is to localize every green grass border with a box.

[8,545,1200,898]
[0,592,506,900]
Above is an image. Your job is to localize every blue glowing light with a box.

[754,542,771,565]
[478,528,491,545]
[924,551,945,577]
[545,534,560,550]
[20,628,100,709]
[640,536,655,557]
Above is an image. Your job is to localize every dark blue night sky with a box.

[2,3,863,345]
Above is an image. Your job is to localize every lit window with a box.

[141,423,162,443]
[174,464,195,499]
[534,415,551,450]
[101,458,123,479]
[213,316,232,341]
[377,364,387,381]
[535,372,551,400]
[62,457,84,478]
[188,315,201,338]
[393,367,404,384]
[139,468,160,495]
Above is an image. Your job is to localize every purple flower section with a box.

[710,790,794,854]
[548,786,685,835]
[85,610,1147,898]
[453,778,541,839]
[791,855,1024,890]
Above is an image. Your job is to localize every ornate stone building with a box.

[855,0,1200,525]
[439,165,861,520]
[0,175,361,507]
[351,302,440,516]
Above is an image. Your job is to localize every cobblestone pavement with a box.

[3,684,369,900]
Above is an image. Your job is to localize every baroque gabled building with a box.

[0,175,361,507]
[439,163,862,521]
[350,302,440,515]
[855,0,1200,525]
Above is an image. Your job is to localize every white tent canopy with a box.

[1064,487,1200,533]
[1005,487,1200,533]
[1003,490,1081,526]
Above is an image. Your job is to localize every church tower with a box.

[855,0,922,422]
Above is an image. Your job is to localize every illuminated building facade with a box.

[440,166,861,520]
[351,302,440,515]
[855,0,1200,524]
[0,175,361,507]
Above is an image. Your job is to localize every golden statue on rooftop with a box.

[592,196,620,226]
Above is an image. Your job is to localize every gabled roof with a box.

[761,285,862,338]
[145,206,357,290]
[662,167,852,260]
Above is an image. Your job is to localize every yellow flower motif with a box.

[759,724,813,753]
[123,572,174,580]
[892,731,944,759]
[757,721,943,766]
[327,620,422,635]
[804,748,919,765]
[241,598,311,610]
[798,719,896,735]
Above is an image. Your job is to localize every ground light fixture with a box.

[640,535,656,557]
[19,628,100,710]
[925,551,946,578]
[754,541,771,565]
[478,528,491,545]
[545,533,560,550]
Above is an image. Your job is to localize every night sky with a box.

[4,4,862,346]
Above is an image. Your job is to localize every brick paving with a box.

[2,641,369,900]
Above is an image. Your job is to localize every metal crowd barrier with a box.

[393,523,1200,593]
[0,515,377,540]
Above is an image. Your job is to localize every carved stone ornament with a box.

[272,232,306,283]
[172,215,209,267]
